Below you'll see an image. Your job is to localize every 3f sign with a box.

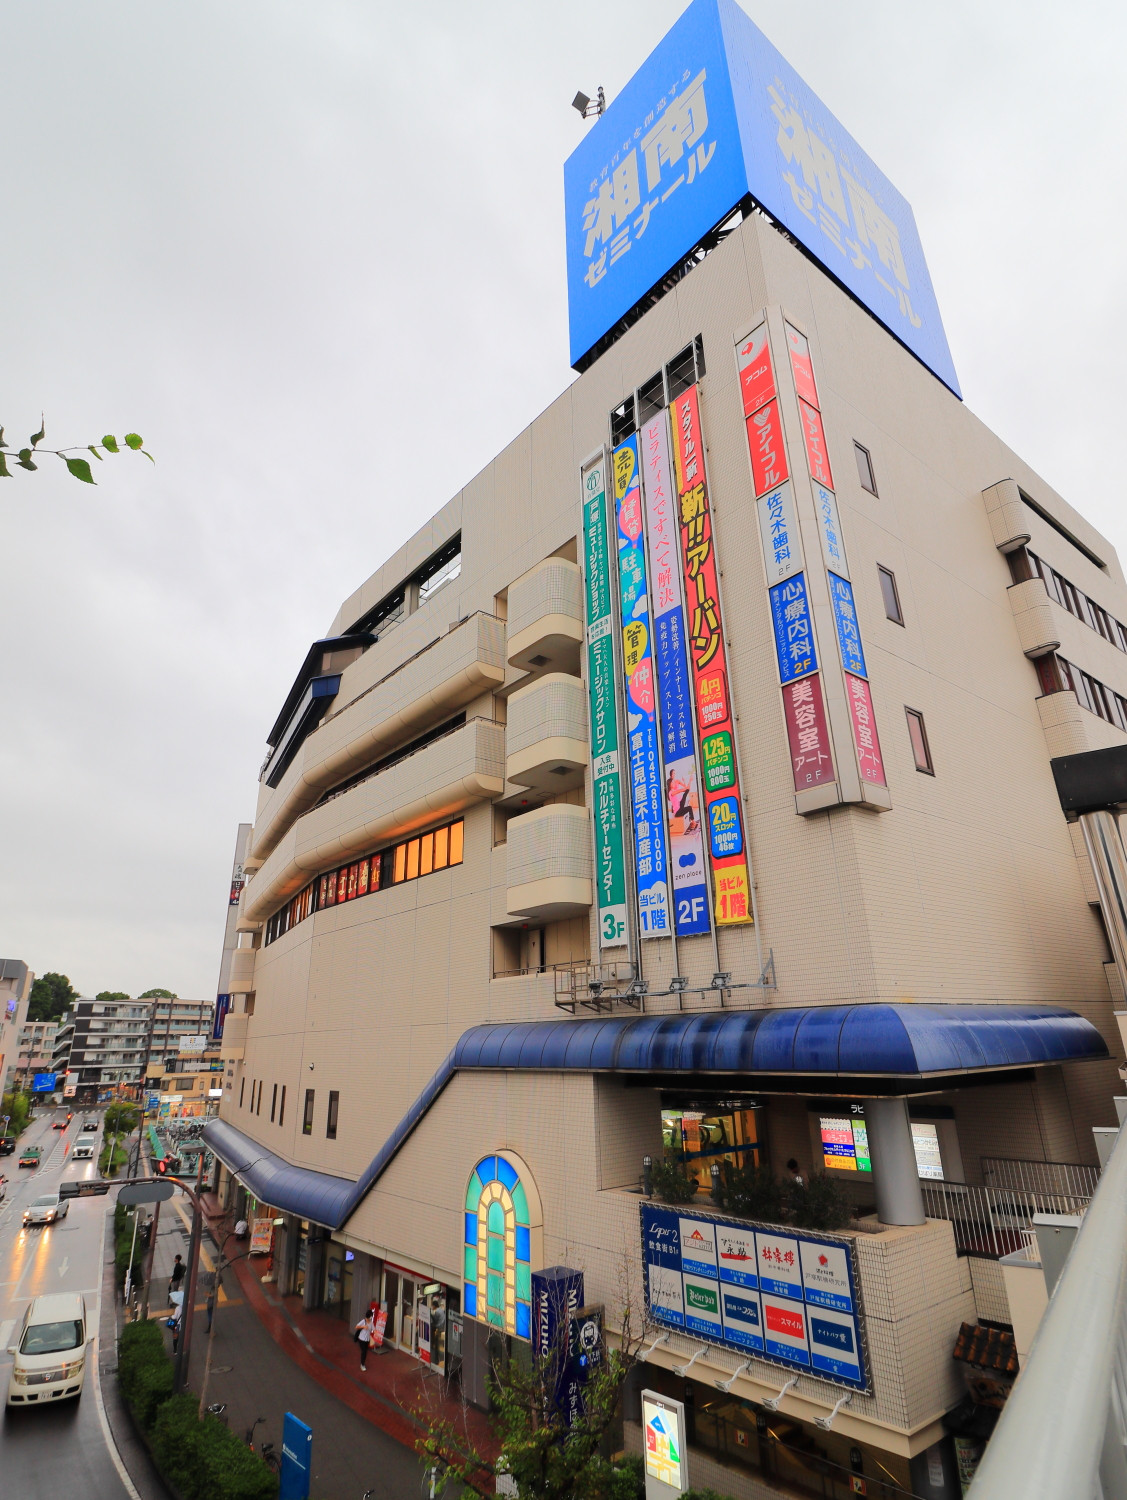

[603,912,625,943]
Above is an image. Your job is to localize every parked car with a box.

[6,1293,91,1405]
[23,1193,69,1227]
[18,1146,42,1169]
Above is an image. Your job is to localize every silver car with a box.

[22,1193,69,1227]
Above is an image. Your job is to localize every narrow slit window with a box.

[303,1089,315,1136]
[906,709,934,774]
[420,832,434,876]
[450,820,464,866]
[239,1077,246,1109]
[854,442,878,495]
[434,824,449,870]
[327,1091,339,1140]
[406,838,420,881]
[270,1083,278,1123]
[393,843,406,884]
[878,566,904,625]
[278,1085,286,1127]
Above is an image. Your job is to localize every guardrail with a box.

[920,1179,1091,1258]
[981,1155,1100,1200]
[966,1123,1127,1498]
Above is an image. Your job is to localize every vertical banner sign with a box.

[784,320,887,788]
[582,455,629,948]
[640,411,711,938]
[669,386,753,926]
[614,435,670,938]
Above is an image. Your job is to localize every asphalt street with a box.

[0,1106,135,1499]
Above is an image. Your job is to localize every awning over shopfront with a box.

[203,1002,1107,1228]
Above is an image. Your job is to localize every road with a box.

[0,1106,135,1499]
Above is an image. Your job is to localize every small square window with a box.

[878,565,904,625]
[854,441,878,495]
[905,709,934,774]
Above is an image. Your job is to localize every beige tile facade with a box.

[217,206,1125,1468]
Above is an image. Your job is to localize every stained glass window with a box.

[463,1153,532,1338]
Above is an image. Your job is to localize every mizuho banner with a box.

[669,385,753,926]
[582,455,629,948]
[614,434,671,938]
[639,410,711,938]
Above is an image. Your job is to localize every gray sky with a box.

[2,1,1123,1002]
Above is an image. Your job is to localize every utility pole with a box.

[173,1153,206,1395]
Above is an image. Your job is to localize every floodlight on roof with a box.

[572,86,606,120]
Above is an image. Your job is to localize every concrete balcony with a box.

[243,716,505,925]
[983,477,1031,553]
[1007,577,1060,658]
[506,558,584,675]
[219,1013,248,1062]
[251,612,506,863]
[1036,687,1127,759]
[505,802,592,920]
[228,949,256,995]
[505,672,587,792]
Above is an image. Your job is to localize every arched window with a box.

[463,1153,539,1338]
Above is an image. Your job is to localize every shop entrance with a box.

[661,1095,763,1195]
[324,1246,354,1318]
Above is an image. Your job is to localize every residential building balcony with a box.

[228,948,256,995]
[505,557,583,675]
[243,715,505,926]
[505,802,592,920]
[505,672,587,792]
[219,1013,248,1061]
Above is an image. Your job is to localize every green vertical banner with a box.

[583,453,628,949]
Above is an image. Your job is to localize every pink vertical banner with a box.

[784,322,819,407]
[736,322,777,416]
[782,674,836,790]
[798,399,834,489]
[747,400,789,496]
[844,674,886,785]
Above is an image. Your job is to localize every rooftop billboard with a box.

[563,0,959,397]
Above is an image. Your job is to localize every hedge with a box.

[117,1321,277,1500]
[114,1204,145,1293]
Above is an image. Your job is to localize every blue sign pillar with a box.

[280,1412,312,1500]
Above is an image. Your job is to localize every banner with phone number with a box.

[669,386,753,926]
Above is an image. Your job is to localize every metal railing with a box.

[981,1154,1100,1201]
[966,1123,1127,1498]
[921,1178,1091,1259]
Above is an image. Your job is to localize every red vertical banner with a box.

[736,322,777,417]
[797,399,833,490]
[670,385,753,927]
[844,674,886,785]
[782,675,836,790]
[784,323,819,407]
[746,400,790,496]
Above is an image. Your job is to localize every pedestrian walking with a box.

[785,1158,805,1188]
[355,1308,376,1370]
[170,1253,185,1292]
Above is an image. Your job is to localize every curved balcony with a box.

[252,612,505,863]
[506,558,583,675]
[505,672,587,792]
[243,716,505,925]
[505,802,592,920]
[227,948,256,995]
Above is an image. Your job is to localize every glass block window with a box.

[463,1153,532,1339]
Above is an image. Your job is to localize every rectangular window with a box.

[303,1089,315,1136]
[327,1091,339,1140]
[393,843,406,884]
[320,873,335,908]
[278,1084,286,1127]
[906,708,934,774]
[358,858,369,896]
[420,831,434,876]
[434,824,449,870]
[255,1080,263,1115]
[1035,654,1065,696]
[854,441,877,495]
[270,1083,278,1123]
[878,565,904,625]
[406,838,420,881]
[347,864,358,900]
[337,868,348,903]
[450,819,464,866]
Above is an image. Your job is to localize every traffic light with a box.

[156,1156,170,1176]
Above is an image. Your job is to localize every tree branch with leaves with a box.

[0,418,153,484]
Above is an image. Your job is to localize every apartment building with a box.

[62,996,154,1101]
[145,1037,224,1121]
[146,998,215,1068]
[0,959,33,1089]
[205,4,1125,1495]
[10,1021,59,1089]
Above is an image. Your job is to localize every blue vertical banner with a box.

[614,434,671,939]
[640,411,711,937]
[828,573,867,679]
[769,572,817,685]
[280,1413,312,1500]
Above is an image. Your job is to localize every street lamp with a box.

[571,86,606,120]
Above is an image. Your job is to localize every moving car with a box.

[82,1119,98,1132]
[6,1293,91,1405]
[0,1137,15,1155]
[52,1113,72,1130]
[71,1136,96,1160]
[23,1193,69,1227]
[18,1146,42,1169]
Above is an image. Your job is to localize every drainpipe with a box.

[863,1098,925,1226]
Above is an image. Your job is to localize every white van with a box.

[71,1136,96,1160]
[6,1293,92,1405]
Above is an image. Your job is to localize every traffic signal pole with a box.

[173,1154,206,1396]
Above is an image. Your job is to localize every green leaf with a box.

[0,426,6,448]
[124,432,143,450]
[30,416,45,448]
[102,434,119,453]
[0,451,10,477]
[141,449,156,464]
[17,449,37,471]
[64,455,95,485]
[87,445,103,460]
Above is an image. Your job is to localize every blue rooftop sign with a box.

[563,0,960,396]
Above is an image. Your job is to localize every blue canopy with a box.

[204,1002,1107,1228]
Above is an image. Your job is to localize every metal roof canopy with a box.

[204,1002,1105,1230]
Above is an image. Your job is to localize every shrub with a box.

[150,1396,279,1500]
[114,1203,145,1292]
[609,1453,645,1498]
[682,1489,738,1500]
[118,1319,172,1429]
[788,1170,851,1230]
[719,1162,785,1222]
[650,1156,697,1204]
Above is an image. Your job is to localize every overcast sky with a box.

[1,1,1123,1003]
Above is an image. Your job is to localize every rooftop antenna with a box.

[572,87,606,120]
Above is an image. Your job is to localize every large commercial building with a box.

[205,4,1126,1496]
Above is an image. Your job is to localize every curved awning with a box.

[204,1002,1108,1228]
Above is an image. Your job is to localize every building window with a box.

[326,1091,339,1140]
[303,1089,315,1136]
[878,566,904,625]
[854,442,878,495]
[270,1084,278,1124]
[905,708,934,774]
[463,1154,535,1338]
[278,1085,286,1127]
